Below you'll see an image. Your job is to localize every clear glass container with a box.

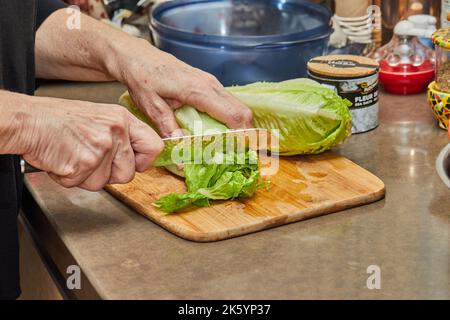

[373,34,435,68]
[372,26,435,94]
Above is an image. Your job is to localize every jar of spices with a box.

[433,28,450,92]
[307,55,379,134]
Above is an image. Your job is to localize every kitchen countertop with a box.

[22,81,450,299]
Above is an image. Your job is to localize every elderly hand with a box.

[108,39,254,137]
[36,10,253,138]
[1,92,163,191]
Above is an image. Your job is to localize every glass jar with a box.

[372,20,435,94]
[433,28,450,92]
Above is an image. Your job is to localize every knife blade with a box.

[21,128,271,173]
[153,128,270,167]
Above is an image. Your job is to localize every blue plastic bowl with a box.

[150,0,332,86]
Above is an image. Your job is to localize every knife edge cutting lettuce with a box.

[119,78,352,213]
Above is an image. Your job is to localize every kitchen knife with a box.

[21,128,271,173]
[20,159,41,174]
[153,128,270,167]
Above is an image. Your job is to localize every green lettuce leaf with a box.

[227,78,352,155]
[175,106,228,134]
[153,150,261,213]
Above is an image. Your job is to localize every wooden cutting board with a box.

[105,153,385,242]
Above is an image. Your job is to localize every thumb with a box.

[127,113,165,172]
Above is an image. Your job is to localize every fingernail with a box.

[170,129,188,138]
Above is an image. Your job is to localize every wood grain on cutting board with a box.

[106,153,385,242]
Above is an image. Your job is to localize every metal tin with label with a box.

[307,55,380,134]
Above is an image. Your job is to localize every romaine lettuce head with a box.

[119,78,352,156]
[227,78,352,155]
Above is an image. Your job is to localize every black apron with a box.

[0,0,66,299]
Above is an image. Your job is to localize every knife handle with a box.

[20,158,42,174]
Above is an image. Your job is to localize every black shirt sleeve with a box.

[36,0,67,30]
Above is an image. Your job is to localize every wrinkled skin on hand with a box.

[19,96,163,191]
[25,9,254,192]
[114,40,254,138]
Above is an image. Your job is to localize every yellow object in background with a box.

[427,81,450,130]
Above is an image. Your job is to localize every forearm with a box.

[34,7,253,136]
[35,8,143,82]
[0,91,162,190]
[0,91,34,155]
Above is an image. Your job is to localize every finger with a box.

[49,148,113,191]
[108,140,136,185]
[48,170,93,189]
[132,92,180,138]
[184,79,253,129]
[128,113,165,172]
[169,128,185,138]
[46,152,103,188]
[48,172,78,189]
[165,98,183,110]
[77,150,114,191]
[23,152,83,178]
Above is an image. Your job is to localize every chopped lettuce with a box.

[153,150,261,213]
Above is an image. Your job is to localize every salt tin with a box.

[307,55,380,134]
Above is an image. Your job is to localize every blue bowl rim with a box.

[150,0,332,48]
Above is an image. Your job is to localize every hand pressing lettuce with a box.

[119,78,352,213]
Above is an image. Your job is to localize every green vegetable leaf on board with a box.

[153,150,262,213]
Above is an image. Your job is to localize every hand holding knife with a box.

[21,128,270,174]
